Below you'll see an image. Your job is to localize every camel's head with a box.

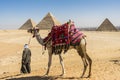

[27,27,39,38]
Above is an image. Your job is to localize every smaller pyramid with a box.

[19,19,36,30]
[96,18,117,31]
[36,12,61,30]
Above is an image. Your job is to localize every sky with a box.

[0,0,120,29]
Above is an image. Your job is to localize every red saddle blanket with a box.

[51,23,70,46]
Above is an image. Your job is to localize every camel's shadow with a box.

[6,76,80,80]
[6,76,53,80]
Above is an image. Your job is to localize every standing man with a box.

[21,44,31,74]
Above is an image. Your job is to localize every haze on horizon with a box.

[0,0,120,29]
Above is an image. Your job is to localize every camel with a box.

[27,24,92,78]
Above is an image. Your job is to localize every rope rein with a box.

[27,34,45,55]
[28,35,32,45]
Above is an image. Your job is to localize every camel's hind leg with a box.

[77,48,88,78]
[81,38,92,78]
[86,53,92,78]
[59,54,65,76]
[76,38,89,78]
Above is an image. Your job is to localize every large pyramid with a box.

[19,19,36,30]
[36,12,61,30]
[96,18,117,31]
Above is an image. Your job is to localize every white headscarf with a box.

[24,44,29,48]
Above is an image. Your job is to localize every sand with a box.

[0,30,120,80]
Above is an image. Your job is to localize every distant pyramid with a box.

[96,18,117,31]
[19,19,36,30]
[36,12,61,29]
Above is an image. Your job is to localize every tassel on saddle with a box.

[64,44,70,54]
[52,44,70,55]
[53,45,62,55]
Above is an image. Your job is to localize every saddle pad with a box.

[69,24,84,44]
[51,23,70,46]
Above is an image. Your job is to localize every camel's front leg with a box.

[45,52,52,76]
[59,54,65,76]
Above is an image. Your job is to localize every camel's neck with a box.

[35,33,44,46]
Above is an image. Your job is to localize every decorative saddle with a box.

[43,23,85,54]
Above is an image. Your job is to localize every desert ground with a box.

[0,30,120,80]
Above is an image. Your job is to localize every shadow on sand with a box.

[6,76,81,80]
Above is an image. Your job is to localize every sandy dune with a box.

[0,30,120,80]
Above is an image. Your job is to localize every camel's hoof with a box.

[80,75,83,78]
[44,74,48,76]
[86,74,91,78]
